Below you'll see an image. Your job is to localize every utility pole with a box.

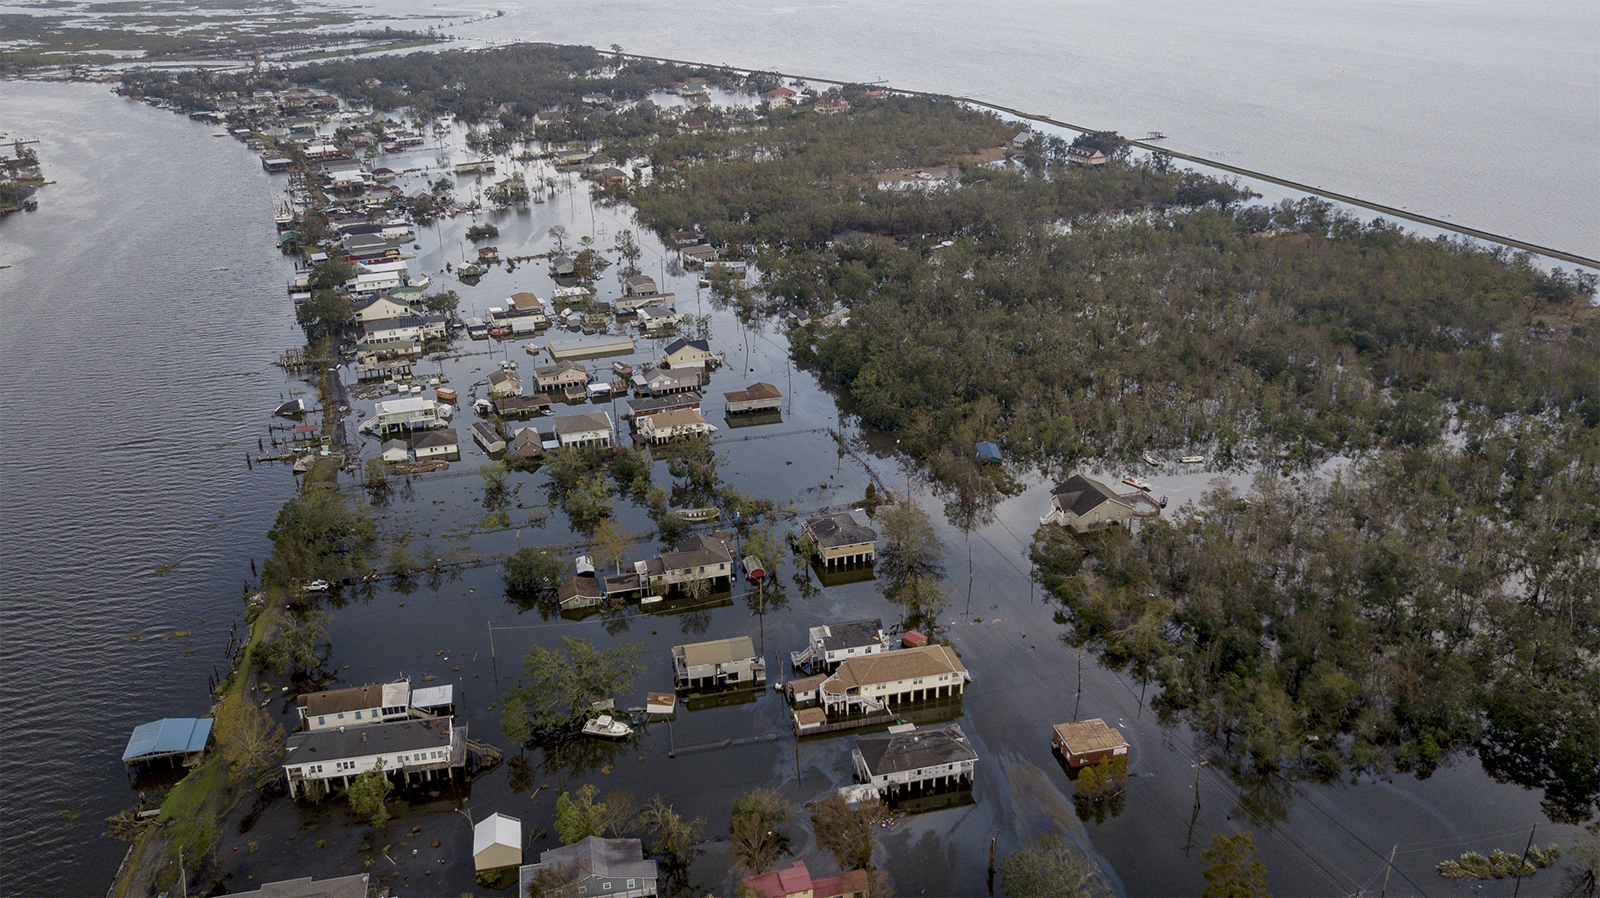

[1513,823,1537,898]
[1380,845,1396,897]
[1073,650,1084,719]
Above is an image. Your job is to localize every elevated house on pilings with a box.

[801,512,877,568]
[852,723,978,800]
[789,618,888,675]
[814,645,969,718]
[672,635,766,692]
[282,715,473,798]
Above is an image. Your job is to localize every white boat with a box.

[581,715,633,739]
[640,595,663,605]
[1122,475,1152,492]
[1181,456,1205,464]
[1142,453,1159,465]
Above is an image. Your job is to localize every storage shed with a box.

[472,812,522,872]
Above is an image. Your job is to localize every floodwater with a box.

[0,79,1587,898]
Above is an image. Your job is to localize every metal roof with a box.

[122,717,213,763]
[473,812,522,856]
[410,684,453,709]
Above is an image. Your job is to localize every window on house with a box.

[317,716,325,725]
[354,711,362,719]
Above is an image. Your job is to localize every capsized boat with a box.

[274,398,308,418]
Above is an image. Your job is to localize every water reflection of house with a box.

[671,635,766,691]
[852,723,978,799]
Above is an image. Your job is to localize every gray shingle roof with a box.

[854,723,977,777]
[284,717,453,763]
[804,512,877,549]
[1049,474,1130,517]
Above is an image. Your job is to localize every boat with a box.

[640,595,663,605]
[612,361,634,376]
[1142,453,1159,465]
[273,398,308,418]
[677,507,719,523]
[1181,456,1205,464]
[524,343,542,356]
[581,715,633,739]
[1122,476,1153,492]
[743,556,766,580]
[488,325,511,338]
[303,579,330,592]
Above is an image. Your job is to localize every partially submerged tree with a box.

[502,545,566,599]
[876,496,949,627]
[730,787,793,874]
[213,693,285,784]
[1201,832,1271,898]
[554,783,636,843]
[347,760,393,828]
[809,792,881,871]
[996,834,1111,898]
[499,636,643,740]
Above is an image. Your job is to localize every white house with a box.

[637,305,681,334]
[817,645,970,717]
[283,716,463,797]
[723,382,782,414]
[852,723,977,798]
[371,397,441,434]
[296,680,411,731]
[671,635,766,691]
[637,368,701,397]
[380,439,410,463]
[553,411,613,448]
[488,367,523,397]
[789,619,888,674]
[353,294,412,325]
[411,428,459,459]
[623,275,658,296]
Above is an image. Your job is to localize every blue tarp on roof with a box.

[122,717,213,763]
[976,441,1002,463]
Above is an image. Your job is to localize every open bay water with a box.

[355,0,1600,262]
[0,82,307,895]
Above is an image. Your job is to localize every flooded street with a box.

[0,81,1585,897]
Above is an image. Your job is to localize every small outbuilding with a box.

[976,441,1002,464]
[1051,718,1129,768]
[121,717,213,767]
[473,812,523,872]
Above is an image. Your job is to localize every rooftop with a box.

[804,512,877,549]
[817,618,885,652]
[674,635,757,667]
[1052,718,1129,754]
[1049,474,1132,517]
[723,382,782,403]
[284,716,454,763]
[823,645,966,693]
[854,723,977,776]
[121,717,213,763]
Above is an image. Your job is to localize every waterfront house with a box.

[637,368,702,397]
[473,421,507,454]
[353,294,411,325]
[551,254,576,277]
[488,368,523,398]
[1039,474,1135,532]
[817,645,969,717]
[582,153,617,173]
[626,393,702,421]
[762,87,798,105]
[789,618,888,674]
[511,427,545,460]
[637,305,680,334]
[473,812,523,873]
[672,635,766,691]
[381,439,409,463]
[371,397,441,435]
[742,861,868,898]
[801,512,877,568]
[283,716,464,797]
[1066,147,1108,166]
[518,837,657,898]
[662,337,719,369]
[852,723,977,798]
[645,534,733,595]
[553,411,614,448]
[614,290,676,312]
[679,244,717,269]
[296,680,411,731]
[533,360,590,393]
[623,275,658,296]
[635,408,716,444]
[814,95,850,115]
[411,428,459,460]
[1052,718,1129,768]
[494,394,553,418]
[723,382,783,414]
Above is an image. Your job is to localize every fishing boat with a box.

[1122,475,1153,492]
[1181,456,1205,464]
[581,715,633,739]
